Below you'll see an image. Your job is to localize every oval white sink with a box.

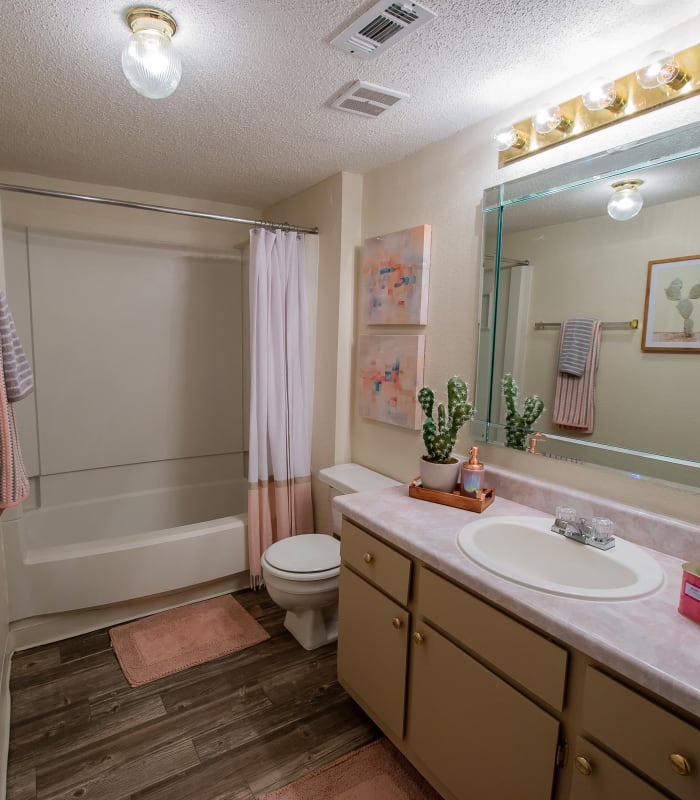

[457,516,665,600]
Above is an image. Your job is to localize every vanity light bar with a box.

[498,41,700,167]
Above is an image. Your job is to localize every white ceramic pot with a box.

[419,457,460,492]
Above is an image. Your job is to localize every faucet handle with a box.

[556,505,577,523]
[592,517,615,542]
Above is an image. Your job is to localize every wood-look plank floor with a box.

[6,590,381,800]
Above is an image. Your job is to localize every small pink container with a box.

[678,562,700,625]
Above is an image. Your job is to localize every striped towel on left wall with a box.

[552,319,602,434]
[0,289,32,508]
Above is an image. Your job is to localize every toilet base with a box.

[284,604,338,650]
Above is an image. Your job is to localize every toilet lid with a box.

[264,533,340,574]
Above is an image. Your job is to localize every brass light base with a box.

[126,6,177,36]
[498,41,700,167]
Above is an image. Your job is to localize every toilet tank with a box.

[319,463,402,533]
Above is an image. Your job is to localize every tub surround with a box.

[333,467,700,719]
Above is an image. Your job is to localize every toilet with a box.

[261,463,401,650]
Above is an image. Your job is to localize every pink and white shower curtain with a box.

[247,228,314,586]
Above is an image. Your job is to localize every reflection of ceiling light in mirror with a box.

[533,105,572,135]
[607,180,644,221]
[582,78,626,112]
[493,125,528,152]
[635,50,689,90]
[122,7,182,99]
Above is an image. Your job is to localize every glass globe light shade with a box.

[635,50,680,89]
[122,19,182,99]
[533,105,568,135]
[582,78,622,112]
[493,125,519,151]
[607,181,644,222]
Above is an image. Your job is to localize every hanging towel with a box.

[0,290,34,401]
[557,318,597,376]
[0,289,32,508]
[552,318,602,434]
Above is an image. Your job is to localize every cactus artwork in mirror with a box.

[502,373,544,451]
[418,376,474,491]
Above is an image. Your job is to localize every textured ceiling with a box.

[1,1,699,208]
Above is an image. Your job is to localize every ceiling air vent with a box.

[331,1,436,60]
[331,81,409,118]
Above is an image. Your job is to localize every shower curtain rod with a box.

[0,183,319,235]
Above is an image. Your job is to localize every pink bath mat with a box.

[109,594,270,687]
[257,739,442,800]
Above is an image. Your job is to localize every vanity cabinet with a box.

[337,517,700,800]
[337,520,412,739]
[577,668,700,800]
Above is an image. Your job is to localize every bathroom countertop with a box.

[333,485,700,720]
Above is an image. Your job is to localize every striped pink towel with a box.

[0,352,30,508]
[552,319,602,434]
[0,290,31,508]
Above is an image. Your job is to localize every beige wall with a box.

[264,172,363,533]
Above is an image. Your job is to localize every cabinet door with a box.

[407,624,560,800]
[337,565,409,738]
[570,738,671,800]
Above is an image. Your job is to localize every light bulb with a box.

[533,105,572,135]
[493,125,527,152]
[607,180,644,222]
[122,9,181,99]
[635,50,688,90]
[582,77,626,112]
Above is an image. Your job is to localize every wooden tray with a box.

[408,478,495,513]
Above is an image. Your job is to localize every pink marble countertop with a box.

[334,485,700,720]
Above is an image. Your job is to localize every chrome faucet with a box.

[551,506,616,550]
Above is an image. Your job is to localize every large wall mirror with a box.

[476,122,700,491]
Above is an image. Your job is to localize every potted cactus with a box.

[418,376,474,491]
[501,373,544,451]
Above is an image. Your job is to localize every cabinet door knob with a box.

[574,756,593,776]
[362,552,373,564]
[412,631,425,645]
[669,753,692,776]
[391,617,402,629]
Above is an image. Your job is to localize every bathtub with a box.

[4,482,249,621]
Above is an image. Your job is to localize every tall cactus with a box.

[502,373,544,451]
[418,376,473,462]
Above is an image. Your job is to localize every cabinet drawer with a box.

[582,667,700,800]
[341,519,411,605]
[570,737,671,800]
[417,567,567,710]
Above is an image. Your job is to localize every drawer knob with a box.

[574,756,593,776]
[412,631,425,645]
[362,552,373,564]
[391,617,402,629]
[669,753,692,776]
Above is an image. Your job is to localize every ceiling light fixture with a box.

[121,7,182,99]
[607,180,644,221]
[582,77,626,112]
[533,104,573,135]
[635,50,690,91]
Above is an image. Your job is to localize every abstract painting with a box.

[362,225,431,325]
[642,254,700,352]
[358,334,425,429]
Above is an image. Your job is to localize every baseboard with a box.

[9,572,250,652]
[0,632,11,800]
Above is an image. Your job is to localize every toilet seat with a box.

[262,534,340,582]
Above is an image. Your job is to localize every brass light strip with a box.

[499,41,700,167]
